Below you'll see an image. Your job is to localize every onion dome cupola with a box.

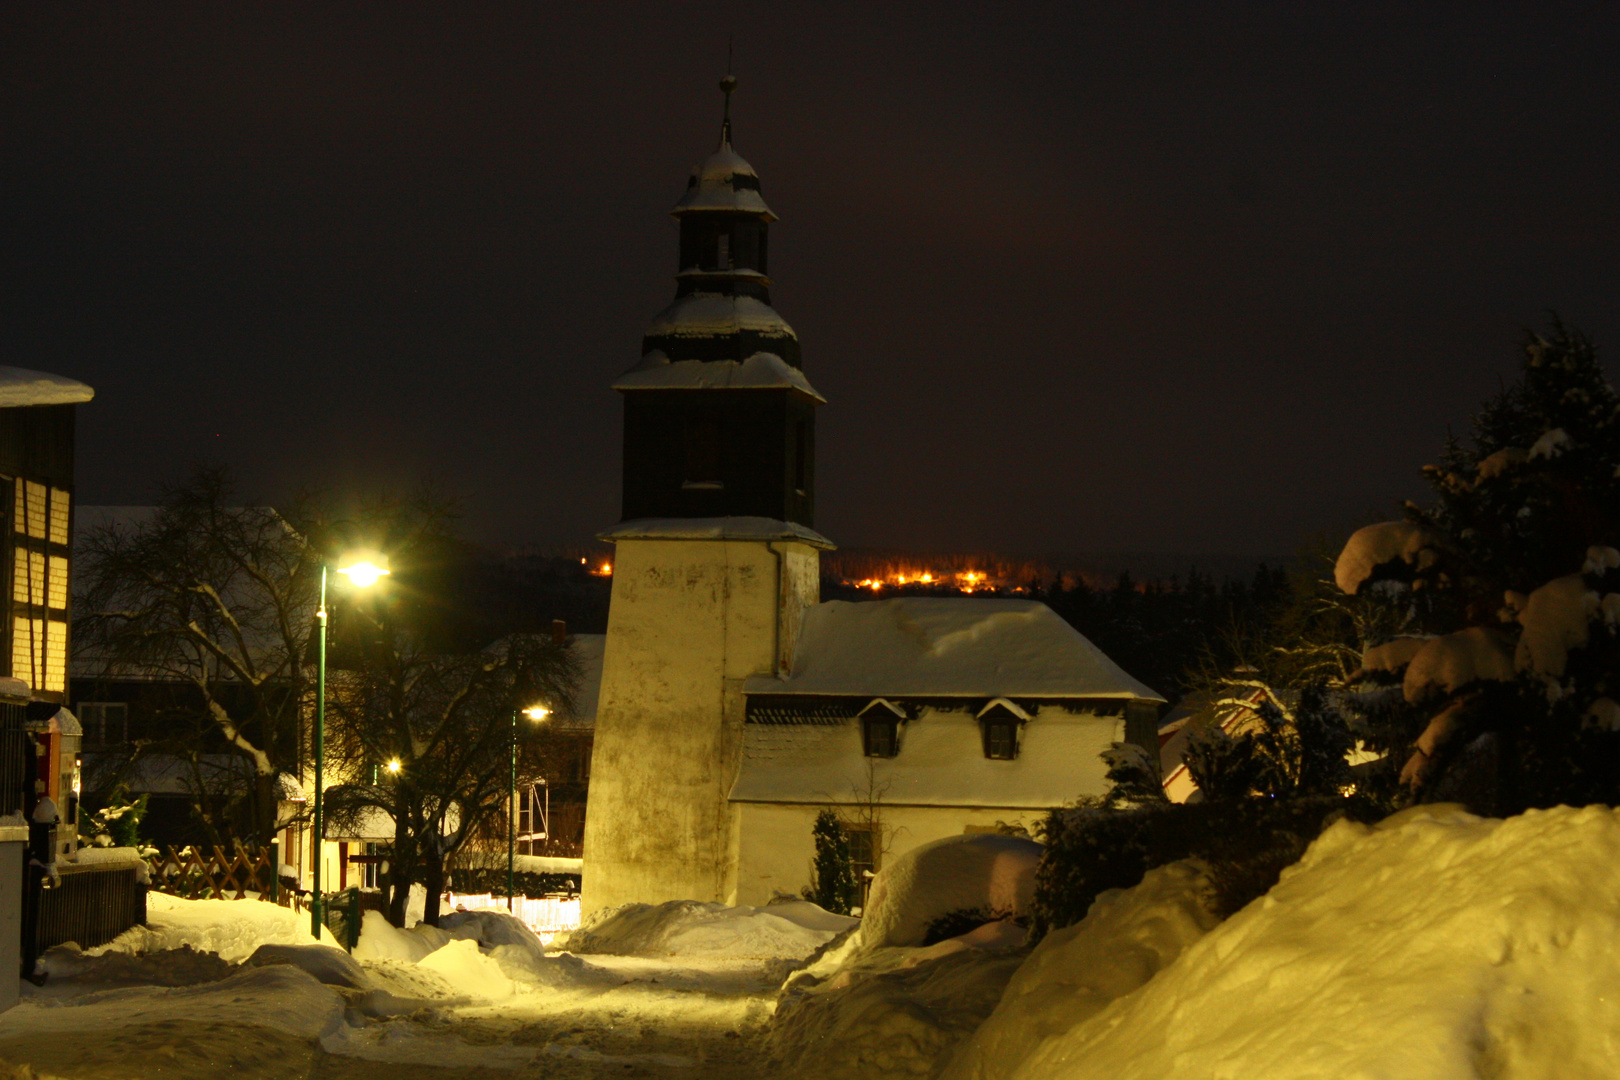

[614,75,823,528]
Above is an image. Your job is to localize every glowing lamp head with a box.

[336,552,391,588]
[523,705,551,722]
[385,758,401,774]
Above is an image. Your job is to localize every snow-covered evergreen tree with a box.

[1337,322,1620,811]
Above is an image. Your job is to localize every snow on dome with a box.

[674,145,777,218]
[1334,521,1439,594]
[746,598,1163,700]
[613,350,825,401]
[1402,626,1516,703]
[1514,573,1597,677]
[644,293,795,340]
[0,366,93,407]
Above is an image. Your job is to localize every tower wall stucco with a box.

[581,535,820,914]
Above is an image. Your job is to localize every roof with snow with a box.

[673,143,777,219]
[643,293,795,341]
[613,350,824,401]
[558,633,604,730]
[730,706,1119,807]
[0,366,93,407]
[745,598,1163,701]
[600,516,835,549]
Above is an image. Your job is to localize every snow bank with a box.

[769,930,1029,1080]
[554,898,854,959]
[1334,520,1438,594]
[985,804,1620,1080]
[94,893,338,961]
[939,860,1217,1080]
[860,834,1042,949]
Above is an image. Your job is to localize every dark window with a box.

[983,718,1018,760]
[715,232,731,269]
[792,420,809,494]
[79,702,128,747]
[683,419,722,487]
[862,715,899,758]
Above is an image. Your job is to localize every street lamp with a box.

[312,552,390,938]
[509,704,551,912]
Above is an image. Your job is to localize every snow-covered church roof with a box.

[0,366,93,407]
[673,143,777,218]
[746,598,1164,701]
[613,350,824,401]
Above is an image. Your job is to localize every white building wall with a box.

[732,801,1050,907]
[582,536,819,914]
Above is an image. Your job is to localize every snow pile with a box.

[554,898,854,959]
[94,893,339,961]
[860,834,1042,949]
[976,804,1620,1080]
[762,835,1048,1078]
[61,845,150,882]
[769,926,1030,1080]
[353,907,597,993]
[939,860,1217,1080]
[1402,626,1516,702]
[1334,520,1438,594]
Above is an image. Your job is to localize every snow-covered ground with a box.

[4,805,1619,1078]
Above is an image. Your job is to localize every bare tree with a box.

[74,467,317,845]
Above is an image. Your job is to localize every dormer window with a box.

[977,698,1031,760]
[859,698,906,758]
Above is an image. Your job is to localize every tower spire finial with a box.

[719,44,736,147]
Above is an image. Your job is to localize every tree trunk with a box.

[421,853,445,927]
[254,772,279,847]
[386,809,414,927]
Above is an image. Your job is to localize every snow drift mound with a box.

[93,893,338,961]
[555,899,855,958]
[940,859,1217,1080]
[976,804,1620,1080]
[861,833,1042,949]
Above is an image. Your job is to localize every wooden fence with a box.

[37,863,146,951]
[145,844,292,905]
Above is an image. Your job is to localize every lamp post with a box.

[312,554,390,939]
[509,704,550,912]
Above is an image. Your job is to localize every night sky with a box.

[6,3,1617,560]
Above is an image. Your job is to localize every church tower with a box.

[582,78,832,913]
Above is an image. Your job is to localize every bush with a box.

[805,809,859,916]
[920,906,1021,946]
[1031,795,1377,938]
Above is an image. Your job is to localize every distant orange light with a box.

[920,574,932,583]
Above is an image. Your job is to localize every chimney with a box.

[551,619,568,646]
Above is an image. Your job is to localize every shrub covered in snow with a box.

[1032,795,1377,937]
[858,834,1042,951]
